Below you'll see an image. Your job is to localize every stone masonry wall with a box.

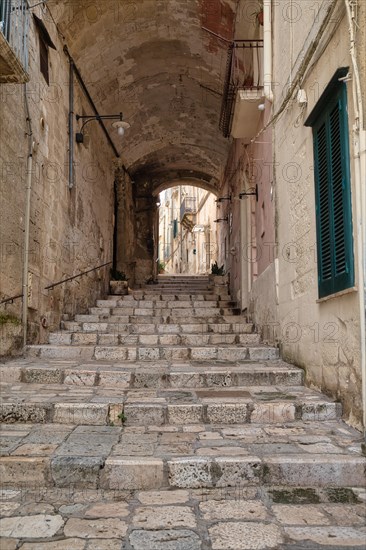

[0,8,115,354]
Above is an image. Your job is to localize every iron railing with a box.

[45,261,112,290]
[0,0,29,71]
[219,39,264,138]
[0,293,23,305]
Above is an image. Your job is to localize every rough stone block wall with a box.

[0,8,114,353]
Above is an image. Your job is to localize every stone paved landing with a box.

[1,422,364,491]
[0,485,365,549]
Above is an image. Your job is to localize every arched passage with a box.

[157,183,218,276]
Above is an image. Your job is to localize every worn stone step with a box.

[61,321,255,334]
[89,307,242,316]
[95,299,236,309]
[1,382,341,426]
[27,344,279,361]
[1,359,303,388]
[49,331,261,346]
[0,422,364,490]
[112,293,231,301]
[74,314,242,324]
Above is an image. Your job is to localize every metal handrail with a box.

[45,261,112,290]
[0,293,23,305]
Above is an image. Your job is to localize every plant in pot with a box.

[209,261,228,286]
[109,269,129,295]
[158,260,166,274]
[251,3,264,26]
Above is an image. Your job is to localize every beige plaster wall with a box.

[270,2,363,428]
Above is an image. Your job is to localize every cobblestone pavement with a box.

[1,484,366,549]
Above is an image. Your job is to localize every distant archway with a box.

[157,183,218,275]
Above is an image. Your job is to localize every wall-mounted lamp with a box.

[75,112,130,143]
[214,217,229,223]
[215,195,231,204]
[239,185,258,202]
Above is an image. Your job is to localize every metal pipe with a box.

[22,83,33,348]
[345,0,366,434]
[68,58,74,189]
[263,0,273,102]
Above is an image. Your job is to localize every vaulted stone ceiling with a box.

[54,0,239,192]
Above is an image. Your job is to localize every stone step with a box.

[85,307,242,317]
[0,382,341,426]
[95,299,236,309]
[111,293,231,300]
[49,331,261,346]
[27,344,279,361]
[74,314,242,324]
[61,321,254,334]
[0,422,364,490]
[142,285,213,290]
[1,359,302,388]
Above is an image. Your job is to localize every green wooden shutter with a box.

[173,219,178,239]
[313,84,354,298]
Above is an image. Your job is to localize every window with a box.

[305,68,354,299]
[33,14,56,86]
[39,35,49,84]
[173,219,178,239]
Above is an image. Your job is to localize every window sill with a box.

[316,286,358,303]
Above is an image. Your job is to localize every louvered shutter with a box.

[312,84,354,298]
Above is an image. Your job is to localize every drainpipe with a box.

[68,58,74,189]
[263,0,273,102]
[345,0,366,434]
[22,84,34,348]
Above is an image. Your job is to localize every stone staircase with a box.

[0,275,365,548]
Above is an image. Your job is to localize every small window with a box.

[173,219,178,239]
[305,68,354,299]
[39,36,49,84]
[33,14,56,86]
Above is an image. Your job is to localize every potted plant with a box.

[209,261,229,287]
[251,3,264,26]
[109,269,129,295]
[158,260,166,274]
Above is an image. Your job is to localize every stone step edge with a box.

[48,333,261,345]
[0,399,341,426]
[1,365,304,387]
[61,321,254,332]
[26,345,280,362]
[1,454,364,490]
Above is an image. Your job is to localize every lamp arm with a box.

[76,113,123,133]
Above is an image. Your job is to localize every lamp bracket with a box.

[215,195,231,204]
[76,112,124,143]
[239,185,258,202]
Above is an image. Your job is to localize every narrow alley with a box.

[0,0,365,548]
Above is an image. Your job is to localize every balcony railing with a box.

[219,40,263,138]
[0,0,29,80]
[180,197,197,220]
